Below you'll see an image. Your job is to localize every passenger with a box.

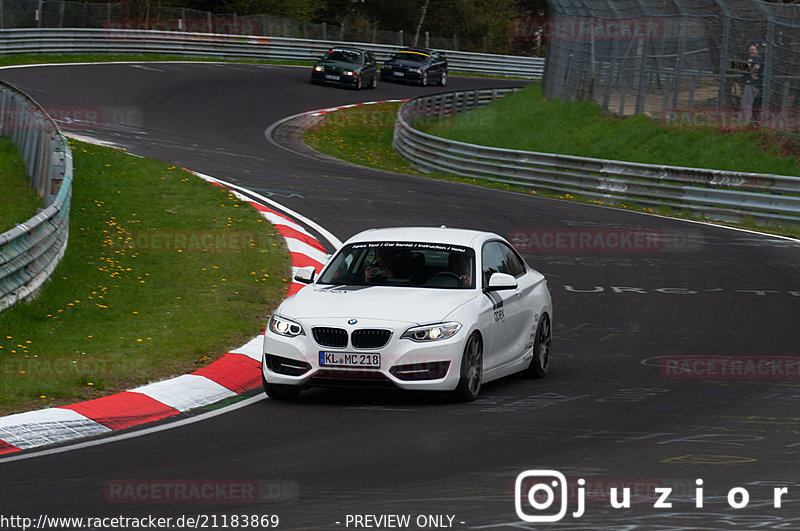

[365,247,410,283]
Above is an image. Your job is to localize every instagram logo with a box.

[515,470,575,522]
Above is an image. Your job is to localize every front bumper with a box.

[380,68,424,84]
[310,70,359,87]
[262,319,467,392]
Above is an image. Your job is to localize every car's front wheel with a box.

[420,71,428,87]
[451,333,482,401]
[525,314,551,378]
[369,73,378,89]
[354,75,362,90]
[262,373,301,400]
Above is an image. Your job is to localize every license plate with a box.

[393,72,405,77]
[325,74,340,80]
[319,351,381,368]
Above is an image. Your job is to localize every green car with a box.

[310,47,378,90]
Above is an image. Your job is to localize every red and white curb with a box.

[0,172,331,456]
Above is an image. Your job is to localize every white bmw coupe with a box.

[262,227,553,401]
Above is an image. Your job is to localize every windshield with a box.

[318,242,475,289]
[391,51,430,63]
[325,49,362,64]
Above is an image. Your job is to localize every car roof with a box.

[344,227,499,248]
[397,47,435,54]
[326,47,364,53]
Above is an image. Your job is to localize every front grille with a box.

[352,329,392,349]
[312,327,348,348]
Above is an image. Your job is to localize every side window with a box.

[481,242,507,287]
[499,243,526,277]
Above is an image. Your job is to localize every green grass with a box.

[0,53,314,68]
[304,103,422,174]
[0,139,292,415]
[422,83,800,177]
[0,137,43,233]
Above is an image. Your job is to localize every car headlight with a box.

[314,66,324,72]
[269,315,304,337]
[401,322,461,342]
[343,71,355,76]
[409,68,421,73]
[382,65,391,69]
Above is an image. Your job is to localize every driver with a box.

[449,253,472,287]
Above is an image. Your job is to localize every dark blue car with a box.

[380,48,448,87]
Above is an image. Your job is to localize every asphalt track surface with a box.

[1,63,800,529]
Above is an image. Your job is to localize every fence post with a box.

[716,7,731,116]
[761,14,775,124]
[670,16,688,111]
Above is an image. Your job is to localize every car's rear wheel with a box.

[262,373,301,400]
[526,314,551,378]
[439,71,447,86]
[451,333,482,402]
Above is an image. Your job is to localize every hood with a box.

[278,285,476,325]
[386,59,429,69]
[317,60,361,71]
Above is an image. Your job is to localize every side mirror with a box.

[294,266,316,284]
[486,272,517,291]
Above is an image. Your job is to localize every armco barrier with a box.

[0,81,73,312]
[393,88,800,226]
[0,28,545,79]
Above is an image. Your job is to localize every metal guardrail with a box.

[393,88,800,226]
[0,28,545,79]
[0,81,73,312]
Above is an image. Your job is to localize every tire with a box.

[369,73,378,89]
[439,71,447,86]
[421,71,428,87]
[526,314,551,378]
[451,333,482,402]
[353,75,362,90]
[262,373,301,400]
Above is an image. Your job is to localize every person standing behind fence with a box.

[740,44,763,123]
